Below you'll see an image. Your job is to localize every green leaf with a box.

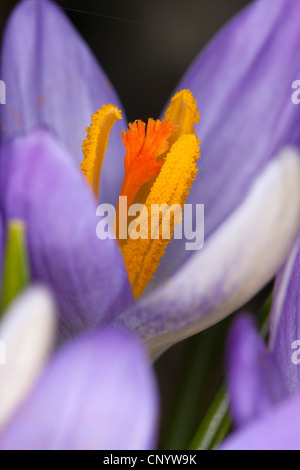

[188,383,231,450]
[257,293,272,340]
[0,219,30,314]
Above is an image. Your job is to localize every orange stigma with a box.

[119,118,176,208]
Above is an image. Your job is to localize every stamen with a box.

[81,105,122,198]
[164,89,200,144]
[81,89,200,299]
[135,89,200,206]
[121,134,200,299]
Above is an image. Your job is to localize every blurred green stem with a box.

[188,384,230,450]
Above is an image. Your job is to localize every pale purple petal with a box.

[226,314,287,428]
[270,236,300,394]
[219,394,300,450]
[0,128,134,339]
[157,0,300,279]
[114,149,300,358]
[1,0,126,206]
[0,327,158,450]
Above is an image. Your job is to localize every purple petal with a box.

[270,236,300,394]
[157,0,300,279]
[226,314,287,428]
[0,128,134,339]
[113,149,300,358]
[219,394,300,450]
[1,0,126,206]
[0,327,158,450]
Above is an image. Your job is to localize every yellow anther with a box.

[81,105,122,198]
[135,89,200,206]
[164,89,200,144]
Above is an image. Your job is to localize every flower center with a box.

[81,90,200,299]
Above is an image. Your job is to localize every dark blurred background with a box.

[1,0,256,449]
[1,0,250,121]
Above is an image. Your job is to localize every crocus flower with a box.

[269,235,300,394]
[220,239,300,450]
[0,287,158,450]
[219,313,300,450]
[1,0,300,357]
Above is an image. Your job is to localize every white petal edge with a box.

[114,147,300,358]
[0,286,56,429]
